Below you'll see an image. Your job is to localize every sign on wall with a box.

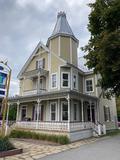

[0,67,8,97]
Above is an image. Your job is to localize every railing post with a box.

[81,99,84,122]
[16,101,20,122]
[67,94,70,132]
[103,124,106,135]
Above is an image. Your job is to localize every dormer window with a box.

[36,58,45,69]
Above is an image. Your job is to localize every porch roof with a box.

[8,90,98,104]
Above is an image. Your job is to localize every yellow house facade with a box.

[9,12,117,141]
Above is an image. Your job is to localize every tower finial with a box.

[57,11,66,18]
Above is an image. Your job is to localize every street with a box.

[40,135,120,160]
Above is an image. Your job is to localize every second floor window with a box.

[73,74,77,89]
[36,58,45,69]
[85,79,93,92]
[61,72,70,88]
[51,73,57,88]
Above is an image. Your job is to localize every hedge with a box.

[10,130,70,145]
[0,136,15,152]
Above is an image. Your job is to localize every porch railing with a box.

[15,121,93,132]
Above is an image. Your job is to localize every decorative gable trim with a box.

[17,41,49,79]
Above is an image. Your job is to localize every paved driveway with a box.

[40,135,120,160]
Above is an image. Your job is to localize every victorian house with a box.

[9,12,117,141]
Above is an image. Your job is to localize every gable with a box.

[17,41,49,79]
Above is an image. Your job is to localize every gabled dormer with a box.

[47,11,79,66]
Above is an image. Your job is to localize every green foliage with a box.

[0,136,15,152]
[83,0,120,97]
[10,130,70,145]
[8,104,17,121]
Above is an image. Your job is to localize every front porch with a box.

[9,91,104,141]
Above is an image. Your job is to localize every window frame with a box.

[51,73,57,89]
[36,58,45,69]
[104,105,111,122]
[73,74,78,90]
[85,78,94,93]
[61,101,68,121]
[61,72,70,88]
[50,102,57,121]
[73,103,78,121]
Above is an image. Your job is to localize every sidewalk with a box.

[1,137,98,160]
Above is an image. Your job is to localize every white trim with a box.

[58,66,60,90]
[70,68,73,90]
[50,102,57,121]
[85,78,94,93]
[51,73,57,89]
[61,101,68,122]
[61,72,70,88]
[70,38,72,64]
[58,36,61,56]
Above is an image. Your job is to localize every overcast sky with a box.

[0,0,94,96]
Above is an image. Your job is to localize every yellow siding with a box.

[72,39,78,66]
[60,36,70,62]
[50,37,59,55]
[26,51,48,72]
[24,79,33,91]
[51,53,65,73]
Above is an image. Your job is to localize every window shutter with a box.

[43,58,45,69]
[36,61,38,69]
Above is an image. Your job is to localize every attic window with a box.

[36,58,45,69]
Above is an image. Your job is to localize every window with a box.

[85,79,93,92]
[73,74,77,89]
[50,103,56,121]
[62,102,68,121]
[61,72,70,88]
[51,74,57,88]
[74,104,77,121]
[36,58,45,69]
[104,106,111,122]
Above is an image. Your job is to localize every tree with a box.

[8,104,17,121]
[83,0,120,97]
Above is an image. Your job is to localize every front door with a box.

[21,106,27,121]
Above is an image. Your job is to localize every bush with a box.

[0,136,15,152]
[10,130,69,145]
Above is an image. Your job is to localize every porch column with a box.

[36,98,40,129]
[57,99,60,121]
[67,94,70,131]
[90,101,92,122]
[81,99,84,122]
[16,101,20,121]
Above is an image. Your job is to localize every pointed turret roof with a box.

[47,11,79,45]
[52,11,74,36]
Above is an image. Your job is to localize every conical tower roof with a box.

[47,11,78,44]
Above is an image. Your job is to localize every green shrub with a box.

[0,136,15,152]
[10,130,70,145]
